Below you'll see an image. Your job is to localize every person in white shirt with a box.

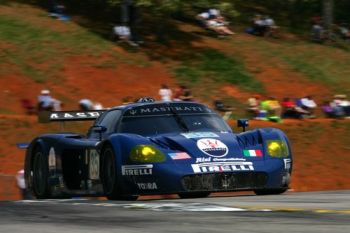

[159,84,172,102]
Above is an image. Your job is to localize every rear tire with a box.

[254,188,288,195]
[178,192,210,199]
[101,145,139,201]
[32,147,51,199]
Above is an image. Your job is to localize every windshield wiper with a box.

[169,106,190,132]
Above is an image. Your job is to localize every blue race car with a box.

[24,99,292,200]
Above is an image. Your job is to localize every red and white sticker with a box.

[197,138,228,157]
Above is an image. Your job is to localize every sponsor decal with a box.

[137,182,158,190]
[49,111,104,121]
[284,158,292,170]
[122,164,153,176]
[197,139,228,157]
[124,104,211,117]
[196,157,246,163]
[191,162,254,173]
[168,152,191,160]
[243,150,263,157]
[181,132,219,139]
[88,149,99,180]
[48,147,56,169]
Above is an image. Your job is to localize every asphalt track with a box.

[0,190,349,233]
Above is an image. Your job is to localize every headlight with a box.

[267,140,289,158]
[129,145,166,163]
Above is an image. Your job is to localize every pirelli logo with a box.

[122,164,153,176]
[191,162,254,173]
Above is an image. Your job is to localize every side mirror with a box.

[237,119,249,132]
[91,125,107,140]
[92,125,107,133]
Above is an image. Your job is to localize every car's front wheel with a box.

[101,145,138,201]
[32,147,51,199]
[254,188,288,195]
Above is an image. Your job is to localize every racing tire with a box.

[32,147,51,199]
[178,192,210,199]
[101,146,139,201]
[254,188,288,195]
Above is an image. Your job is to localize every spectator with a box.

[79,99,103,111]
[173,85,184,101]
[321,100,343,118]
[79,99,94,111]
[299,96,317,118]
[247,94,261,118]
[38,89,53,111]
[113,25,132,41]
[282,97,309,119]
[253,14,267,36]
[20,99,36,115]
[311,22,326,43]
[337,23,350,40]
[48,0,69,21]
[260,97,282,122]
[38,89,62,112]
[208,8,221,19]
[333,94,350,117]
[196,11,210,28]
[207,16,235,36]
[180,86,194,101]
[158,84,172,101]
[197,9,234,36]
[263,16,279,37]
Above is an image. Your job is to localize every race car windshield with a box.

[119,114,231,136]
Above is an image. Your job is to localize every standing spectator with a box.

[38,89,62,111]
[79,99,94,111]
[158,84,172,101]
[38,89,54,111]
[253,14,267,36]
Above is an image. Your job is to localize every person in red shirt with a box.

[282,97,309,119]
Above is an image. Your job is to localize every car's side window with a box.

[99,110,122,134]
[88,110,122,139]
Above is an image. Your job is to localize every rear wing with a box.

[38,110,106,123]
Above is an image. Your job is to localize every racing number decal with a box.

[89,149,99,180]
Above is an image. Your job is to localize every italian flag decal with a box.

[243,150,262,157]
